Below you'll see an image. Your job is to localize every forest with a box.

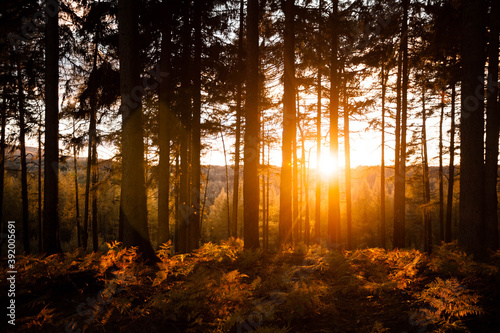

[0,0,499,332]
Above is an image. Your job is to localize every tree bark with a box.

[445,83,456,243]
[329,0,341,246]
[244,0,260,249]
[459,0,487,258]
[315,0,323,244]
[232,0,244,239]
[18,59,30,254]
[73,120,80,248]
[393,0,408,249]
[484,0,499,251]
[118,0,156,260]
[344,72,352,250]
[176,0,191,253]
[279,0,295,246]
[43,0,61,254]
[380,63,386,249]
[439,92,444,243]
[422,88,432,253]
[157,0,172,248]
[190,0,202,251]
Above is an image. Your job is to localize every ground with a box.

[2,240,500,333]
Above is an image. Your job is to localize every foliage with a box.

[5,242,498,332]
[410,277,483,332]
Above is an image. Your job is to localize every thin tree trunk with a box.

[200,162,211,231]
[38,117,43,252]
[329,0,341,246]
[315,0,323,244]
[262,122,266,244]
[380,63,386,249]
[0,87,6,239]
[300,128,310,245]
[293,100,299,243]
[439,91,444,243]
[343,73,352,250]
[158,0,172,248]
[394,0,408,249]
[177,0,191,253]
[189,0,202,251]
[422,88,431,253]
[244,0,260,249]
[221,127,231,239]
[232,0,244,240]
[91,141,98,251]
[445,83,456,243]
[279,0,294,246]
[484,0,499,251]
[18,60,30,254]
[266,143,270,249]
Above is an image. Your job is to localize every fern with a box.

[411,277,483,332]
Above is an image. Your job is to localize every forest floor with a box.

[3,240,500,333]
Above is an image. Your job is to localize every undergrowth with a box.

[3,241,498,332]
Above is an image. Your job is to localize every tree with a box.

[189,0,202,251]
[17,59,30,254]
[244,0,260,249]
[458,0,487,258]
[117,0,156,260]
[157,0,172,248]
[484,0,499,251]
[315,0,323,244]
[43,0,61,254]
[328,0,341,246]
[393,0,408,249]
[343,69,352,250]
[445,82,456,243]
[279,0,295,246]
[232,0,244,239]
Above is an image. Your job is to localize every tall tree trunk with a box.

[484,0,499,251]
[118,0,156,260]
[244,0,260,249]
[422,88,432,254]
[329,0,341,246]
[315,0,323,243]
[221,128,231,238]
[43,0,61,254]
[177,0,191,253]
[380,63,386,249]
[91,141,98,251]
[343,73,352,250]
[439,91,444,242]
[73,120,80,248]
[0,87,6,238]
[266,144,270,248]
[157,0,172,248]
[232,0,244,239]
[459,0,487,258]
[190,0,202,251]
[262,121,266,244]
[18,60,30,254]
[393,0,408,249]
[293,105,299,243]
[445,83,456,243]
[39,118,43,252]
[279,0,295,246]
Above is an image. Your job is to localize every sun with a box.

[318,152,337,177]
